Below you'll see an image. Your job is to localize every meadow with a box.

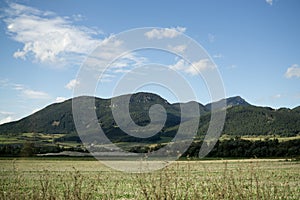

[0,158,299,199]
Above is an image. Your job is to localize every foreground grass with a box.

[0,158,299,199]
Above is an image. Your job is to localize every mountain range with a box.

[0,92,300,145]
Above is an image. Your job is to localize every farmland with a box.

[0,158,299,199]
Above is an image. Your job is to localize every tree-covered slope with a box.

[0,99,75,134]
[203,106,300,137]
[0,92,299,139]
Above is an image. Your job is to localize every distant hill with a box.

[205,96,250,110]
[0,92,300,142]
[293,106,300,113]
[216,105,300,136]
[0,99,75,134]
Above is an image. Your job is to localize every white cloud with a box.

[0,80,50,99]
[3,3,102,67]
[97,73,116,83]
[169,59,186,71]
[0,111,14,125]
[266,0,273,6]
[13,84,24,90]
[83,35,148,81]
[213,54,224,58]
[167,45,187,54]
[93,36,124,61]
[145,27,186,39]
[22,89,50,99]
[186,59,216,75]
[65,79,80,90]
[285,64,300,78]
[84,36,145,70]
[71,14,85,22]
[13,83,49,99]
[169,58,215,76]
[55,97,67,103]
[113,69,132,74]
[100,74,115,79]
[0,111,14,115]
[0,116,13,125]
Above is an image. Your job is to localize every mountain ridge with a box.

[0,92,299,140]
[0,93,247,129]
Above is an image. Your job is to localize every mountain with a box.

[205,96,250,111]
[171,101,208,116]
[221,105,300,136]
[0,92,300,142]
[0,99,75,134]
[0,93,190,143]
[293,106,300,113]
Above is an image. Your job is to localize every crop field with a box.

[0,158,299,199]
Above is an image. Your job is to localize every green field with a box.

[219,134,300,142]
[0,158,299,199]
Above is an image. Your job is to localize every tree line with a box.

[1,138,299,158]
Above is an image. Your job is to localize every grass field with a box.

[0,158,299,199]
[219,134,300,142]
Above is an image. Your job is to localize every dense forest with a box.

[1,138,299,159]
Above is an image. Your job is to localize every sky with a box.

[0,0,300,124]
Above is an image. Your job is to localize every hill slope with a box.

[0,92,300,141]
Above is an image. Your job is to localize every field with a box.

[0,158,299,199]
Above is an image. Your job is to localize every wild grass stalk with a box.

[0,159,299,199]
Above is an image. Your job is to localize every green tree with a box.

[20,142,34,157]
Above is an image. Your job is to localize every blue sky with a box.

[0,0,300,124]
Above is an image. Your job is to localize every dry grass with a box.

[0,159,299,199]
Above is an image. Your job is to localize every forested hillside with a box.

[0,92,299,157]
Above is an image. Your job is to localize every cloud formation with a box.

[65,79,80,90]
[2,3,102,67]
[0,79,50,99]
[22,89,50,99]
[169,58,215,76]
[145,27,186,39]
[0,116,13,125]
[81,35,149,83]
[285,64,300,78]
[0,111,14,125]
[55,96,67,103]
[266,0,273,6]
[213,54,224,59]
[13,83,49,99]
[167,45,187,54]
